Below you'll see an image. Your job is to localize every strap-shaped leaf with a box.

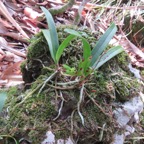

[56,34,76,63]
[64,28,91,76]
[80,38,91,76]
[64,28,91,60]
[42,29,55,61]
[93,46,124,69]
[90,23,117,66]
[64,28,81,37]
[0,92,7,113]
[41,7,59,62]
[81,38,91,60]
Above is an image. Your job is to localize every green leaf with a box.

[77,59,91,76]
[56,35,76,63]
[64,29,92,77]
[77,38,91,76]
[63,64,76,76]
[42,29,55,61]
[81,38,91,60]
[41,7,59,62]
[64,29,91,59]
[93,46,124,69]
[90,23,117,66]
[64,28,81,37]
[0,92,7,113]
[63,64,72,70]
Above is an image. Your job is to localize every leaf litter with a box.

[0,0,144,144]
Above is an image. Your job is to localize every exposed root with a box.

[38,70,58,96]
[53,91,64,121]
[77,84,85,125]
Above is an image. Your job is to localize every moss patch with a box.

[0,26,143,144]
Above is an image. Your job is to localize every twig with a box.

[0,32,28,43]
[119,26,144,60]
[47,83,76,90]
[47,0,144,11]
[0,43,26,58]
[54,78,79,86]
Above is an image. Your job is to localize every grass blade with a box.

[0,92,7,113]
[56,35,76,63]
[90,23,117,66]
[41,7,59,62]
[93,46,124,69]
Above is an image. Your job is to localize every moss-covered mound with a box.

[0,26,143,144]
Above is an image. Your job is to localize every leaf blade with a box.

[0,92,7,113]
[56,34,76,63]
[90,23,117,66]
[64,28,81,37]
[81,38,91,60]
[42,29,55,61]
[41,6,59,62]
[93,46,124,69]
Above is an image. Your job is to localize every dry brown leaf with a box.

[0,32,28,43]
[0,42,26,58]
[0,1,29,39]
[119,30,144,67]
[1,61,23,79]
[24,7,42,21]
[0,18,14,29]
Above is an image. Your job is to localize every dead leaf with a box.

[1,61,23,79]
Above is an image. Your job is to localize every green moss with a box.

[0,25,143,143]
[55,129,70,139]
[117,52,129,65]
[85,104,109,126]
[20,60,27,73]
[0,88,56,143]
[27,32,48,59]
[7,86,18,96]
[114,77,140,102]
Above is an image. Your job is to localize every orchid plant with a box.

[41,7,123,78]
[38,7,124,125]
